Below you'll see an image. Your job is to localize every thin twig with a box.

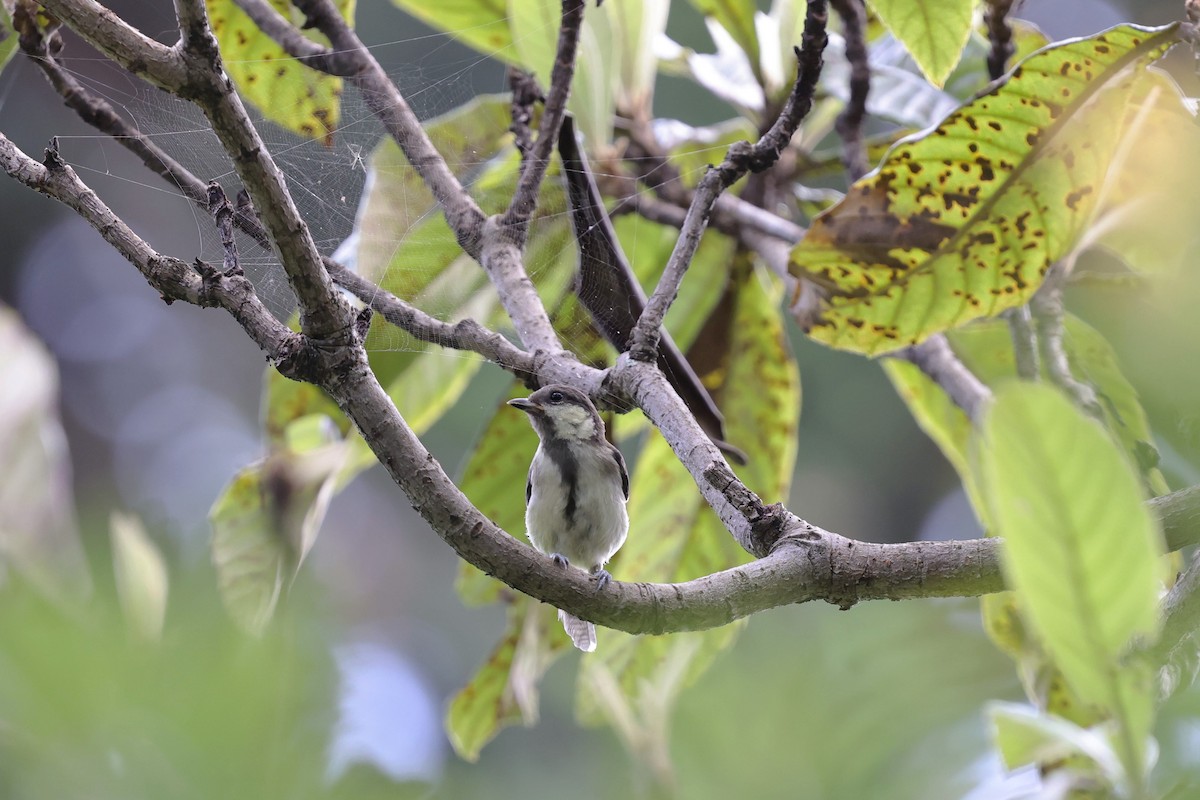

[1031,265,1102,417]
[1005,306,1040,379]
[628,0,828,362]
[276,0,488,253]
[984,0,1018,81]
[893,334,993,421]
[206,181,244,276]
[501,0,586,238]
[620,124,807,243]
[507,67,542,161]
[0,133,293,357]
[231,0,341,72]
[831,0,870,181]
[269,0,560,353]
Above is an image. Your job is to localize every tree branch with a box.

[33,0,187,90]
[500,0,585,238]
[41,0,354,342]
[830,0,870,181]
[1031,265,1102,417]
[984,0,1018,82]
[1005,306,1041,380]
[252,0,561,353]
[893,334,993,421]
[15,25,534,374]
[628,0,829,363]
[9,123,1200,636]
[0,132,295,360]
[620,127,808,244]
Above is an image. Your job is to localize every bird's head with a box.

[508,384,603,442]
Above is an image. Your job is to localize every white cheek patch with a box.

[551,405,595,439]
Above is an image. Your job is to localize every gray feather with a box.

[558,610,597,652]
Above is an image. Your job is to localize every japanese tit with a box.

[508,385,629,652]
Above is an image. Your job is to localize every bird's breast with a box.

[525,443,628,571]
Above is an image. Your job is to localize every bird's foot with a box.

[591,568,612,592]
[551,553,570,568]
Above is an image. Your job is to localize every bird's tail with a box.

[558,609,597,652]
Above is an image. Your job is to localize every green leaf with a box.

[0,5,20,76]
[1085,69,1200,276]
[355,95,512,286]
[209,431,347,634]
[688,0,762,84]
[867,0,974,87]
[390,0,512,62]
[262,369,346,447]
[455,385,542,606]
[789,24,1179,355]
[0,306,91,603]
[884,314,1168,514]
[509,0,616,145]
[607,0,669,113]
[974,382,1162,777]
[206,0,353,142]
[109,512,169,641]
[446,599,568,760]
[989,701,1124,784]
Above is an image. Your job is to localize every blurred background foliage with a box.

[1,0,1199,797]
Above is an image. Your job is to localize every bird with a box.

[508,384,629,652]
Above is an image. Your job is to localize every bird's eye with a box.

[549,390,564,404]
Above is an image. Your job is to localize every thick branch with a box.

[260,344,1200,632]
[628,0,828,362]
[33,0,187,89]
[501,0,585,237]
[10,126,1200,634]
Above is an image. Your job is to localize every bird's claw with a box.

[592,568,612,592]
[551,553,570,568]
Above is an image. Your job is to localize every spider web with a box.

[30,16,724,376]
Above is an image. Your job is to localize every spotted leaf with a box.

[207,0,353,143]
[446,599,568,761]
[789,24,1179,356]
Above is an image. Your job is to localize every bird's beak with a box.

[507,397,542,415]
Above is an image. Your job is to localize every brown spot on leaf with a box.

[1065,185,1093,210]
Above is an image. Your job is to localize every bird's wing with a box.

[526,461,533,505]
[609,442,629,501]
